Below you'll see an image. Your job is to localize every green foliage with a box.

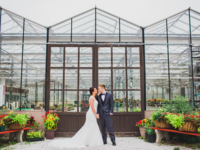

[165,113,185,129]
[150,109,166,122]
[173,148,180,150]
[0,107,8,115]
[3,111,29,127]
[146,128,155,135]
[27,130,45,139]
[162,95,196,114]
[169,132,200,143]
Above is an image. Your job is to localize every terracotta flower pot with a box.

[139,127,145,137]
[46,130,55,139]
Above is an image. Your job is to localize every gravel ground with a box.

[3,137,192,150]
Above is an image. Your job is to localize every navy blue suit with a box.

[97,92,115,143]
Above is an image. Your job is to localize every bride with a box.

[48,87,103,148]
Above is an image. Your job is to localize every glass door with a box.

[48,46,94,112]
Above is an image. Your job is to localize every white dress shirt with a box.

[101,91,106,101]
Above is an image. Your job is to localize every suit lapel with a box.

[99,94,103,105]
[104,92,108,103]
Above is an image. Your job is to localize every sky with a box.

[0,0,200,27]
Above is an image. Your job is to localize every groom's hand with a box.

[110,113,113,115]
[96,114,100,119]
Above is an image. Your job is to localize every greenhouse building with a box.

[0,6,200,136]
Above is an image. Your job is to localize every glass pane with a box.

[1,45,22,110]
[98,47,111,67]
[193,51,200,58]
[113,69,126,89]
[191,10,200,45]
[96,9,119,42]
[121,20,142,42]
[113,91,126,112]
[113,47,125,67]
[193,57,200,104]
[169,46,192,101]
[21,45,46,110]
[49,19,71,43]
[98,69,111,89]
[145,20,167,44]
[24,20,46,43]
[64,91,77,112]
[51,47,64,67]
[1,10,23,43]
[127,47,140,67]
[79,91,90,112]
[50,69,63,89]
[128,91,141,112]
[65,69,77,89]
[49,91,63,112]
[80,47,92,67]
[72,9,95,42]
[65,47,78,67]
[128,69,140,89]
[145,46,169,110]
[79,69,92,89]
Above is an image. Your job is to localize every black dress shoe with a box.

[104,142,107,144]
[112,142,116,146]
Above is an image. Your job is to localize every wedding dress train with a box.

[48,96,103,148]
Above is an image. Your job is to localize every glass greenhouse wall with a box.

[0,7,200,112]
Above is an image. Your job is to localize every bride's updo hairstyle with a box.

[89,87,94,95]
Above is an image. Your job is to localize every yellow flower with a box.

[3,106,5,109]
[10,111,14,114]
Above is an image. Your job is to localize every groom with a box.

[97,84,116,146]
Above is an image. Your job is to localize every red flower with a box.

[46,111,49,115]
[38,122,40,124]
[31,124,33,126]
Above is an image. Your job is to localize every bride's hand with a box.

[96,114,99,119]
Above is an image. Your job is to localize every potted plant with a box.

[0,120,5,132]
[136,119,148,137]
[2,111,29,130]
[42,111,60,139]
[146,128,156,143]
[26,130,45,142]
[150,109,172,129]
[26,116,40,129]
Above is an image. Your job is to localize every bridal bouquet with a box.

[42,111,60,131]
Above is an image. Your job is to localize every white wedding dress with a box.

[48,96,103,149]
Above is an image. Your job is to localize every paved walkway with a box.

[5,137,192,150]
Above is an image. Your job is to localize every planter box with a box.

[145,132,149,140]
[26,138,44,142]
[46,130,55,139]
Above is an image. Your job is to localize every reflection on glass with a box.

[113,91,126,112]
[64,91,77,112]
[65,69,77,89]
[98,47,111,67]
[128,91,141,112]
[127,47,140,67]
[98,69,111,89]
[113,47,125,67]
[51,47,64,67]
[128,69,140,89]
[79,91,90,112]
[113,69,126,89]
[49,91,63,112]
[65,47,78,67]
[80,47,92,67]
[79,69,92,89]
[50,69,63,89]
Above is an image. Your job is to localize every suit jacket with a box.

[97,92,114,116]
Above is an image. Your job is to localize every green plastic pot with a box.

[0,126,5,132]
